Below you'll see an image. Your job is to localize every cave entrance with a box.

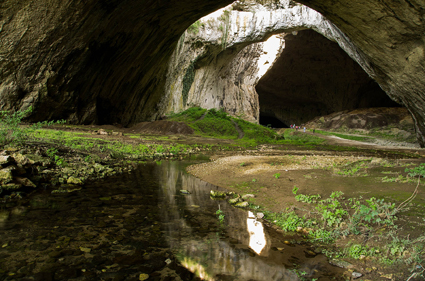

[256,29,401,127]
[259,112,289,128]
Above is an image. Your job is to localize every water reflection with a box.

[155,161,341,280]
[0,161,343,281]
[247,211,268,256]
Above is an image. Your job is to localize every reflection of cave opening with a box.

[256,30,401,127]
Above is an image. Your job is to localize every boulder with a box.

[67,176,83,185]
[0,168,13,184]
[15,177,36,188]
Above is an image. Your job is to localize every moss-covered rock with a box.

[210,190,227,198]
[0,168,13,184]
[66,176,83,185]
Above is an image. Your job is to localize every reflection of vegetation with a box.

[216,207,225,224]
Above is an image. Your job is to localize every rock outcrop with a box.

[296,0,425,146]
[0,0,233,125]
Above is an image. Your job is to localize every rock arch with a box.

[163,1,397,126]
[1,0,425,145]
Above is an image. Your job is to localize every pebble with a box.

[352,272,362,279]
[179,190,190,194]
[79,247,91,253]
[139,273,149,280]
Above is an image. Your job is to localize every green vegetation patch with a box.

[169,107,327,147]
[251,188,425,276]
[315,129,373,142]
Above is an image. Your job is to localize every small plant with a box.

[239,162,246,167]
[405,163,425,177]
[252,178,257,182]
[273,173,281,179]
[187,20,204,34]
[84,155,92,162]
[0,106,65,146]
[216,207,225,224]
[54,156,66,167]
[46,147,58,158]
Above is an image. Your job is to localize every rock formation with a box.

[1,0,425,146]
[296,0,425,146]
[0,0,233,125]
[164,0,384,124]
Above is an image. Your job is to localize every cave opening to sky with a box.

[256,29,401,128]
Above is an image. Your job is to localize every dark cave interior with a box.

[256,30,401,128]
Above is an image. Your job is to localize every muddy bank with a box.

[186,153,425,280]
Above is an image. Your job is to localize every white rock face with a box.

[162,0,374,122]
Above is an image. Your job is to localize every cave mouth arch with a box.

[256,29,401,128]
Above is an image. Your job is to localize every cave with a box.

[256,30,402,127]
[259,113,289,128]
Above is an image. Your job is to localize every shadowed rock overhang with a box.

[1,0,425,146]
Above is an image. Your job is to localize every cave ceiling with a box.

[1,0,425,145]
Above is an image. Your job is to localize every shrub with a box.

[0,106,65,146]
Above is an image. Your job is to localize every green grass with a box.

[168,107,327,147]
[30,129,212,160]
[315,129,373,142]
[253,189,425,275]
[168,107,207,122]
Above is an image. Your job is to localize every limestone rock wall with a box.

[163,0,372,123]
[0,0,233,124]
[1,0,425,146]
[297,0,425,146]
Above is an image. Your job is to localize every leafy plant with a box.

[187,20,204,34]
[405,163,425,177]
[0,106,65,146]
[216,208,225,224]
[273,173,281,179]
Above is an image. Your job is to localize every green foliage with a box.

[405,163,425,177]
[295,193,321,204]
[234,118,280,145]
[0,106,65,146]
[345,244,376,260]
[32,129,212,161]
[187,20,204,34]
[45,147,66,166]
[216,208,225,224]
[182,61,196,106]
[335,160,369,176]
[283,129,325,145]
[273,173,280,179]
[187,109,238,138]
[264,210,304,232]
[315,130,373,142]
[168,107,207,122]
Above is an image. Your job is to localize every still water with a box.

[0,161,344,280]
